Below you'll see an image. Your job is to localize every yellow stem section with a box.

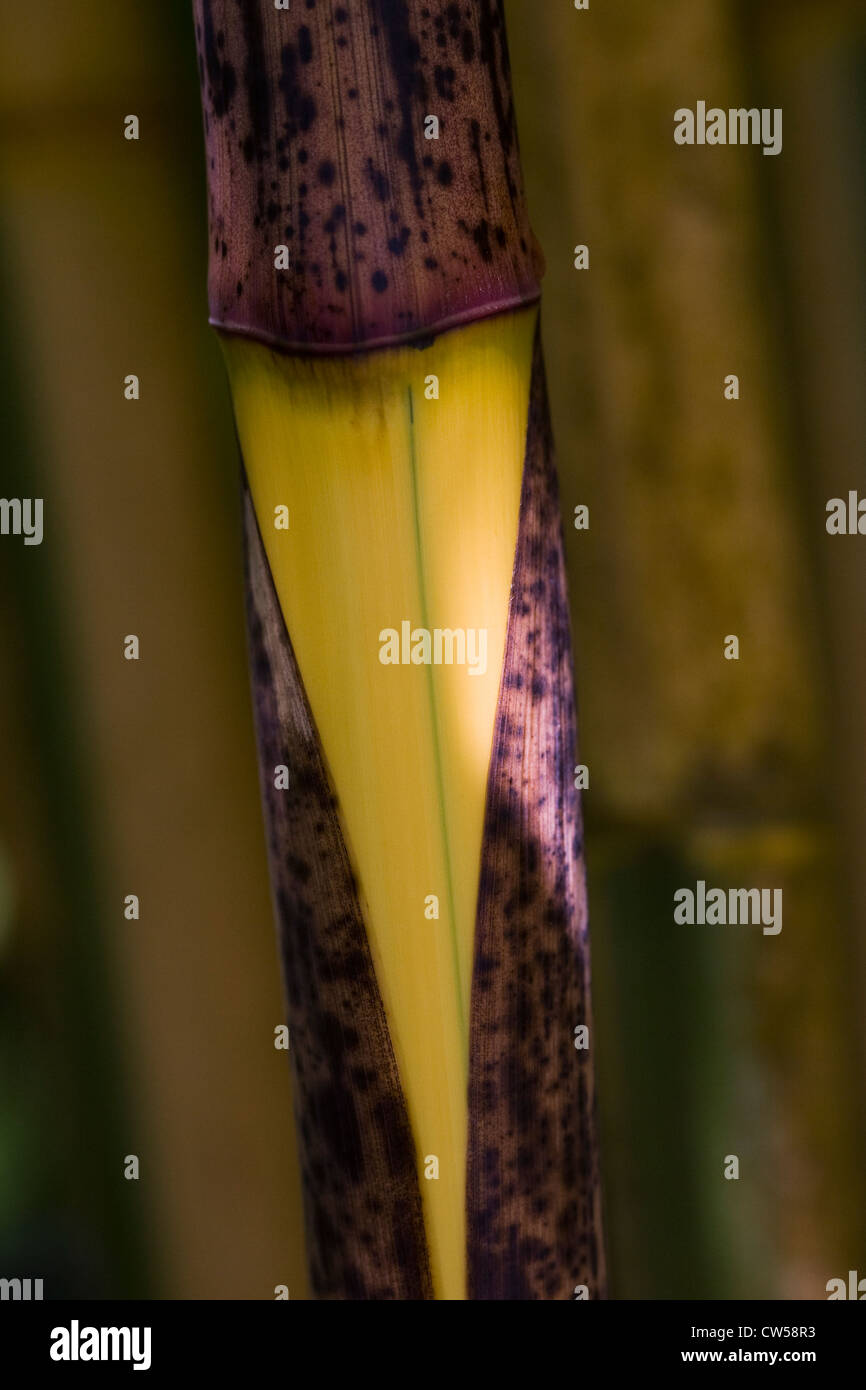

[223,307,537,1299]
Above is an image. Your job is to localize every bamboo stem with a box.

[193,0,604,1300]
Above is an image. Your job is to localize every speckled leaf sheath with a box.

[244,488,433,1300]
[467,327,605,1300]
[193,0,542,352]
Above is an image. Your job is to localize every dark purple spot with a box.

[388,227,411,256]
[278,43,317,135]
[473,218,493,262]
[365,161,390,203]
[434,65,456,101]
[240,4,272,160]
[201,2,236,118]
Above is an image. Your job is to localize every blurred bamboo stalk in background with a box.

[742,0,866,1188]
[506,0,866,1296]
[0,0,308,1297]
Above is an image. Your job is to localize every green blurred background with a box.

[1,0,864,1298]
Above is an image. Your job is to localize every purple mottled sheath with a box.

[193,0,605,1299]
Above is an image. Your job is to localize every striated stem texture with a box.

[195,0,542,350]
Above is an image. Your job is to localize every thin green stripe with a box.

[406,384,468,1062]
